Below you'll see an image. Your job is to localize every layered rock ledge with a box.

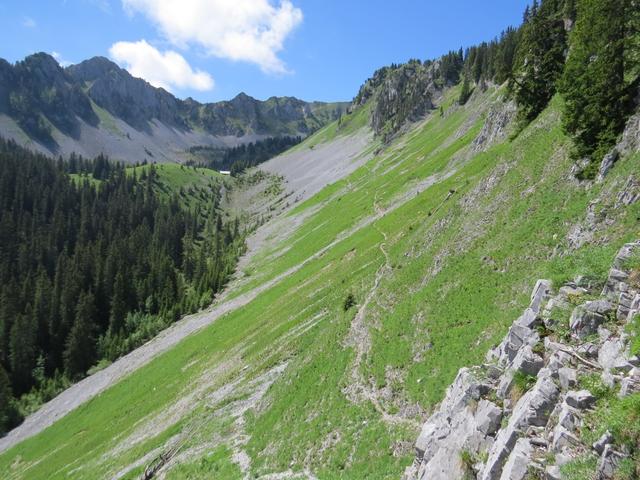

[404,241,640,480]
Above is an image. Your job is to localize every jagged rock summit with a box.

[404,241,640,480]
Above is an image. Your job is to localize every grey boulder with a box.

[570,301,613,339]
[565,390,596,410]
[499,438,532,480]
[558,367,577,391]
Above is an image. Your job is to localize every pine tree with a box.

[625,0,640,83]
[0,286,17,367]
[511,0,567,124]
[494,28,519,84]
[109,271,127,334]
[0,364,20,434]
[64,291,96,378]
[47,253,66,371]
[0,363,10,430]
[32,271,51,359]
[560,0,628,175]
[564,0,577,23]
[9,309,38,394]
[459,73,473,105]
[532,0,540,16]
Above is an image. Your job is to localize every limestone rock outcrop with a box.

[404,241,640,480]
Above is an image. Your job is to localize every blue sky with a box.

[0,0,531,103]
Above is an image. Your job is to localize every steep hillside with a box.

[404,243,640,480]
[0,53,346,162]
[1,60,639,479]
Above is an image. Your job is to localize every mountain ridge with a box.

[0,52,347,162]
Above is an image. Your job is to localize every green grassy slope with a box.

[72,163,225,209]
[2,87,638,479]
[287,102,372,154]
[129,163,225,209]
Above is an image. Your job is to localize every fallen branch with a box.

[558,347,601,370]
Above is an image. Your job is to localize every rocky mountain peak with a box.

[16,52,70,89]
[232,92,253,102]
[352,60,441,142]
[66,56,123,83]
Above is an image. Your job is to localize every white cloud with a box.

[22,16,36,28]
[121,0,303,74]
[52,51,73,67]
[88,0,112,13]
[109,40,215,92]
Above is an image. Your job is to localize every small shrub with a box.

[87,358,112,376]
[546,307,572,342]
[501,415,509,429]
[626,314,640,357]
[536,324,552,339]
[575,160,599,182]
[526,465,545,479]
[16,372,70,418]
[460,449,475,474]
[532,340,546,356]
[343,292,357,311]
[485,390,503,408]
[511,371,537,405]
[544,452,556,465]
[578,373,615,402]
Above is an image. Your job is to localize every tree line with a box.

[189,135,302,175]
[0,139,244,433]
[450,0,639,178]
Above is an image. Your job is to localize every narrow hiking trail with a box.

[343,198,420,428]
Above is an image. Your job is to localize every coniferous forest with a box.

[351,0,637,174]
[0,139,243,433]
[188,135,302,174]
[420,0,639,179]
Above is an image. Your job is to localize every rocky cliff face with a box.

[67,56,186,132]
[404,241,640,480]
[0,53,347,160]
[353,60,442,142]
